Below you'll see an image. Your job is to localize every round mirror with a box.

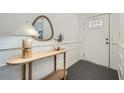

[32,15,54,41]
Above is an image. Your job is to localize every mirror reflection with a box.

[32,15,54,41]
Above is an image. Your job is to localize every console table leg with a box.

[54,55,57,71]
[29,62,32,80]
[64,52,66,80]
[22,64,26,80]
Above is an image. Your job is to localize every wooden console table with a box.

[7,49,67,80]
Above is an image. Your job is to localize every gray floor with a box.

[67,60,119,80]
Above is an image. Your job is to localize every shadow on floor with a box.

[67,60,119,80]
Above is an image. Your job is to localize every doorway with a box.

[84,14,110,67]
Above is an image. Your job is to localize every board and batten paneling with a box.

[117,43,124,79]
[117,14,124,79]
[0,13,81,80]
[0,42,81,80]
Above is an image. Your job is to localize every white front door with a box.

[84,14,110,67]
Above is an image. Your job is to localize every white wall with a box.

[110,14,120,70]
[104,14,124,80]
[110,13,124,80]
[117,14,124,79]
[0,13,81,80]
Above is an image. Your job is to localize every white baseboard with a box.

[117,66,122,80]
[117,69,121,80]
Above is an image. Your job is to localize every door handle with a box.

[106,38,109,40]
[106,42,109,44]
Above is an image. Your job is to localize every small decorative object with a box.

[54,33,64,50]
[13,21,39,58]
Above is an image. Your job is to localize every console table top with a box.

[7,49,67,65]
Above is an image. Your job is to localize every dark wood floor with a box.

[67,60,119,80]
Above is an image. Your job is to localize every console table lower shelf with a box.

[43,69,67,80]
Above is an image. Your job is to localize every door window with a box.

[88,18,104,30]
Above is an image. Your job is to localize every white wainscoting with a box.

[111,42,120,70]
[118,42,124,79]
[112,42,124,80]
[0,41,81,80]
